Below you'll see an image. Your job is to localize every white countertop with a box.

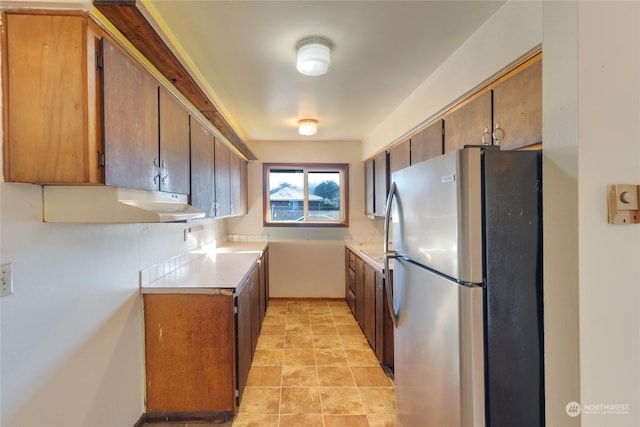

[344,241,392,273]
[141,241,268,295]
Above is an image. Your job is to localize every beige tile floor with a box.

[144,299,396,427]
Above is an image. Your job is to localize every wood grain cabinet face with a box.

[214,139,232,217]
[388,139,410,175]
[3,13,102,184]
[373,152,389,217]
[190,118,216,216]
[102,38,160,190]
[492,59,542,150]
[144,294,236,413]
[363,263,377,349]
[158,87,191,194]
[411,119,444,165]
[364,159,374,216]
[444,90,492,154]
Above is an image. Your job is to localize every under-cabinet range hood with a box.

[43,186,205,223]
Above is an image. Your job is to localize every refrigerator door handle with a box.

[384,182,399,327]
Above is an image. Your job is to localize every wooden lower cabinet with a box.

[144,293,236,414]
[144,252,268,417]
[345,247,394,370]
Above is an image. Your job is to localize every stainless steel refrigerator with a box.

[383,146,544,427]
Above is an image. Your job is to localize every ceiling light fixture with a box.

[298,119,318,136]
[296,37,331,76]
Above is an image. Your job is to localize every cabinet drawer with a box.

[346,288,356,315]
[349,251,356,271]
[349,269,356,292]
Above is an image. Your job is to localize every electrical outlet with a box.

[1,263,14,297]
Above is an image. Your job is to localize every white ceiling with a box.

[147,0,505,143]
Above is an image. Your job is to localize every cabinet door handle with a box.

[160,160,169,185]
[152,158,161,184]
[481,127,491,145]
[492,122,505,146]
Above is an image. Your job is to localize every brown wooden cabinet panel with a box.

[215,139,232,217]
[375,271,385,362]
[236,280,252,406]
[373,152,388,217]
[363,263,377,349]
[102,37,160,191]
[144,293,235,413]
[190,118,216,217]
[411,119,444,164]
[249,265,261,356]
[4,13,102,184]
[443,90,492,153]
[355,257,365,324]
[364,159,374,216]
[492,59,542,150]
[230,154,248,216]
[259,251,268,326]
[159,87,190,194]
[388,139,410,175]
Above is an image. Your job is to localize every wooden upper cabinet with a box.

[388,139,410,175]
[373,152,388,217]
[214,139,232,217]
[190,118,216,217]
[102,37,160,191]
[443,90,492,153]
[159,87,190,194]
[364,159,374,216]
[492,59,542,150]
[3,13,103,184]
[411,119,443,164]
[230,153,248,216]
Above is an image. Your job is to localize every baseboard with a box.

[136,412,233,425]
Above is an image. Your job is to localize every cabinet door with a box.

[443,91,492,154]
[144,294,235,413]
[373,152,388,216]
[388,140,410,175]
[411,119,443,165]
[190,118,216,217]
[259,254,267,327]
[159,87,190,194]
[355,257,365,327]
[375,272,384,362]
[263,248,270,312]
[363,263,377,349]
[214,138,232,217]
[364,159,374,216]
[4,14,102,184]
[102,38,160,190]
[230,153,248,216]
[492,60,542,150]
[236,281,251,405]
[250,265,261,357]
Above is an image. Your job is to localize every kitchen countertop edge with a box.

[141,241,268,295]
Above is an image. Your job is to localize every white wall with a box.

[227,140,381,298]
[576,2,640,426]
[0,181,226,427]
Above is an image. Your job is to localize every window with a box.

[263,163,349,227]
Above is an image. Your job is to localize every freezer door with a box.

[394,259,485,427]
[390,148,482,283]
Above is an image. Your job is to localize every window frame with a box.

[263,162,349,227]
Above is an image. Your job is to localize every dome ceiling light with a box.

[298,119,318,136]
[296,37,331,76]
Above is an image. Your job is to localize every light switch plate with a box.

[608,184,640,224]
